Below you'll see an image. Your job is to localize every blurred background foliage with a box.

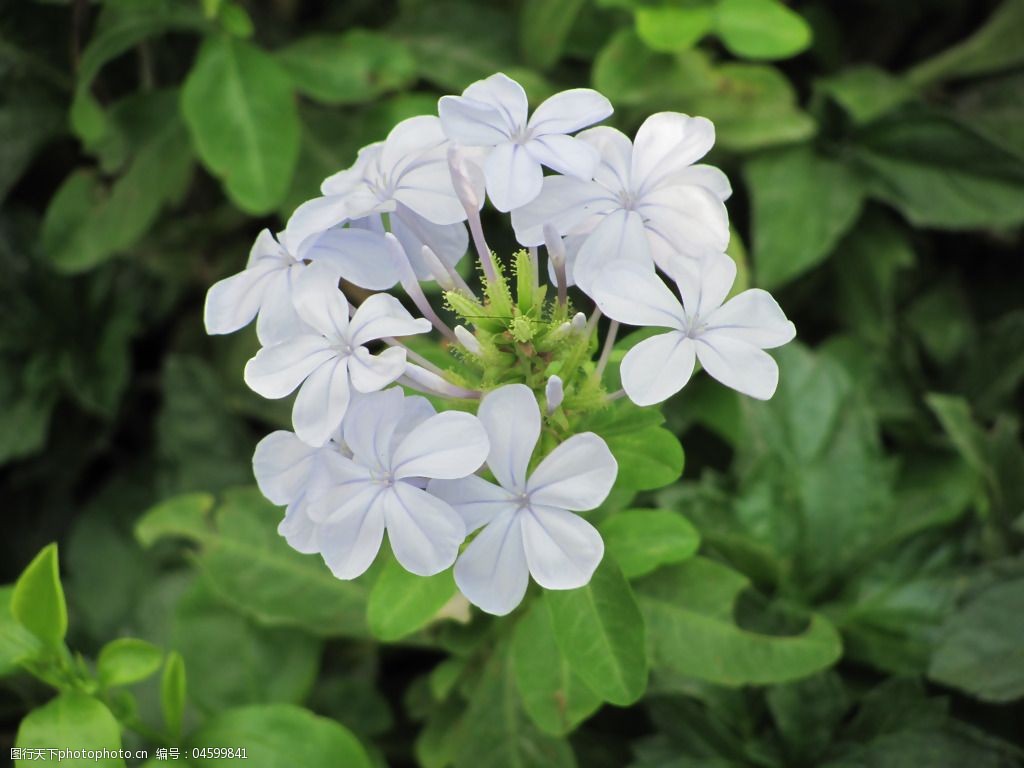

[2,0,1023,766]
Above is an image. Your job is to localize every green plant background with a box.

[2,0,1023,766]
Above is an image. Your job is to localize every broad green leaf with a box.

[746,145,864,288]
[955,72,1024,162]
[520,0,587,70]
[162,651,187,740]
[545,558,648,706]
[367,555,457,641]
[0,365,56,466]
[277,31,416,105]
[821,724,1022,768]
[136,487,369,637]
[852,107,1024,229]
[16,692,125,767]
[454,643,576,768]
[924,395,993,483]
[637,557,842,685]
[929,577,1024,703]
[181,35,300,213]
[0,585,41,676]
[606,427,684,491]
[635,5,713,53]
[767,672,848,763]
[907,0,1024,86]
[512,601,602,736]
[600,509,700,579]
[715,0,812,60]
[818,66,915,125]
[12,543,67,649]
[592,31,707,107]
[97,637,163,689]
[136,493,216,548]
[187,704,372,768]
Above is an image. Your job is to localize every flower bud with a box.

[454,325,482,355]
[545,375,564,414]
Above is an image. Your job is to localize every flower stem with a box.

[596,320,619,377]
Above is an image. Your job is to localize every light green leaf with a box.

[520,0,587,70]
[818,66,915,125]
[592,31,706,107]
[605,427,684,491]
[545,558,648,706]
[277,30,416,105]
[512,601,602,736]
[924,395,992,482]
[136,493,216,548]
[600,509,700,579]
[714,0,812,61]
[367,554,457,642]
[0,585,42,676]
[746,145,864,288]
[187,704,372,768]
[637,557,843,685]
[12,543,67,649]
[181,35,300,213]
[97,637,163,689]
[635,5,713,53]
[162,651,187,740]
[16,692,125,767]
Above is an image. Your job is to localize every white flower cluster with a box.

[204,73,795,616]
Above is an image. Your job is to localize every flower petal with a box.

[484,142,544,212]
[342,387,406,472]
[204,258,282,336]
[638,185,730,266]
[302,227,400,291]
[632,113,715,194]
[428,475,518,533]
[394,160,467,226]
[578,126,634,192]
[695,333,780,400]
[704,289,797,349]
[392,210,468,278]
[278,500,319,555]
[521,505,604,590]
[391,412,489,480]
[526,433,617,511]
[253,430,318,505]
[591,261,685,329]
[438,95,510,145]
[671,164,732,201]
[573,208,652,295]
[528,88,613,135]
[621,331,697,406]
[454,508,529,616]
[477,383,540,492]
[292,358,351,447]
[321,143,381,196]
[510,175,612,247]
[381,115,447,176]
[665,251,736,323]
[384,483,466,576]
[463,72,529,131]
[255,267,306,345]
[349,293,431,346]
[244,336,337,399]
[291,261,349,339]
[525,133,600,180]
[393,395,438,444]
[317,484,388,579]
[348,346,407,394]
[283,195,354,256]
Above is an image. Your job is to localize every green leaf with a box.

[635,5,713,53]
[12,543,67,649]
[135,493,216,548]
[929,577,1024,703]
[592,31,703,107]
[0,585,42,676]
[746,145,864,288]
[605,427,684,491]
[16,692,125,767]
[181,35,300,213]
[161,651,187,740]
[367,554,457,641]
[852,107,1024,229]
[907,0,1024,86]
[277,30,416,105]
[924,395,992,481]
[818,66,915,125]
[0,86,64,202]
[512,600,602,736]
[715,0,812,61]
[545,558,648,706]
[600,509,700,579]
[97,637,163,689]
[636,557,843,685]
[954,72,1024,162]
[520,0,587,70]
[187,704,372,768]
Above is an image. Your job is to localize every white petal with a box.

[704,289,797,349]
[527,433,617,511]
[521,505,604,590]
[393,395,438,445]
[291,262,349,340]
[253,431,317,505]
[348,346,407,394]
[342,387,406,472]
[302,227,400,291]
[391,411,489,480]
[671,164,732,201]
[638,185,729,266]
[525,133,600,180]
[246,228,289,267]
[427,475,518,533]
[348,293,430,346]
[438,96,510,145]
[278,500,319,554]
[283,195,353,256]
[695,334,780,400]
[477,383,540,492]
[573,209,653,295]
[381,115,447,175]
[484,143,544,212]
[454,508,529,616]
[306,457,375,524]
[204,259,282,336]
[244,336,337,399]
[384,483,465,576]
[632,113,715,194]
[392,208,468,278]
[621,331,697,406]
[292,359,351,447]
[578,126,634,192]
[666,251,737,324]
[510,175,612,247]
[317,484,388,579]
[255,267,306,345]
[591,261,685,329]
[321,143,380,195]
[528,88,613,135]
[394,160,467,226]
[463,72,528,131]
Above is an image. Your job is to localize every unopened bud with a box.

[447,146,486,214]
[422,245,455,291]
[454,325,482,355]
[545,375,564,414]
[571,312,587,332]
